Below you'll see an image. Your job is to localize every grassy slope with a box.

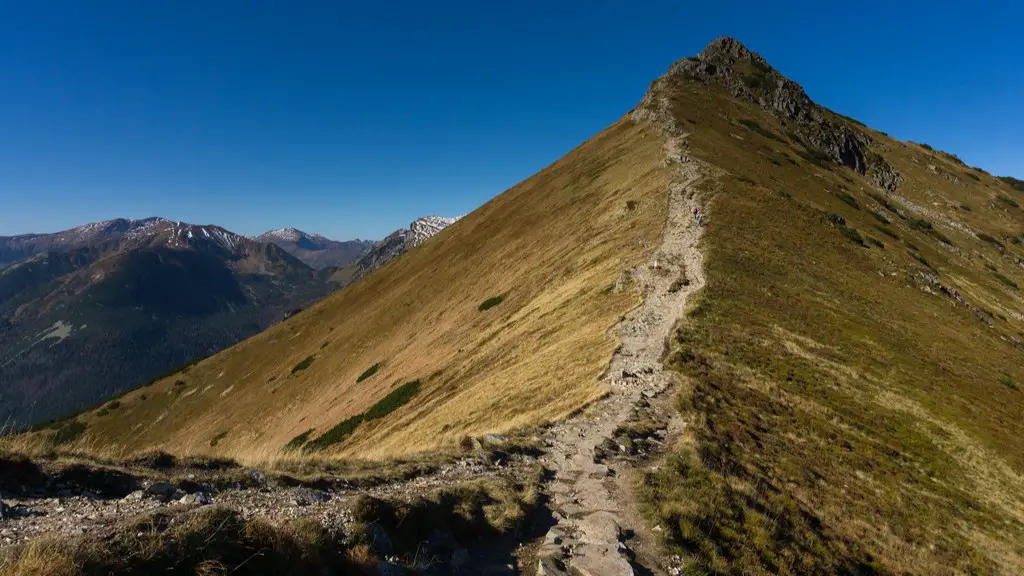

[58,119,671,461]
[642,81,1024,574]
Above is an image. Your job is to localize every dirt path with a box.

[533,110,705,575]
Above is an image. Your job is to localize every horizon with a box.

[1,1,1021,240]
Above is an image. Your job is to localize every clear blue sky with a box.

[0,1,1021,240]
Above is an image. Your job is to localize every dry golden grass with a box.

[44,118,671,462]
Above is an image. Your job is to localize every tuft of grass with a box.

[96,408,110,417]
[107,401,121,410]
[355,363,381,383]
[320,340,330,350]
[867,191,905,218]
[736,119,785,142]
[1002,375,1019,391]
[912,252,933,269]
[866,237,885,249]
[959,203,972,211]
[997,194,1020,208]
[50,422,86,447]
[869,210,891,225]
[477,296,503,311]
[874,224,900,240]
[977,233,1004,249]
[209,432,228,447]
[284,429,315,452]
[835,191,860,210]
[291,356,315,375]
[840,226,865,246]
[994,273,1018,289]
[625,200,639,210]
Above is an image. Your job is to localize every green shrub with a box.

[304,415,365,452]
[995,274,1018,289]
[209,432,228,447]
[356,363,381,383]
[625,200,639,211]
[836,191,860,210]
[866,237,884,249]
[909,218,934,232]
[959,203,972,211]
[905,239,920,251]
[107,400,121,410]
[320,340,330,350]
[291,356,315,375]
[51,421,86,446]
[997,194,1020,208]
[870,211,891,225]
[874,224,900,240]
[96,408,110,417]
[174,380,186,387]
[365,380,422,421]
[736,119,784,142]
[977,233,1004,249]
[867,192,904,218]
[912,252,932,268]
[840,226,865,246]
[920,142,934,151]
[478,296,503,311]
[966,172,981,181]
[1001,375,1019,391]
[284,429,315,452]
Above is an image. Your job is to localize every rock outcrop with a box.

[645,37,901,191]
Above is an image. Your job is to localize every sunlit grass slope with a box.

[644,79,1024,574]
[59,119,671,461]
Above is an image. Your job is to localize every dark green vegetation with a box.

[1000,176,1024,192]
[835,191,861,210]
[995,273,1018,289]
[49,422,86,447]
[355,362,381,383]
[645,42,1024,574]
[284,429,316,452]
[291,355,315,375]
[209,432,228,447]
[0,220,342,430]
[478,295,504,311]
[301,381,422,453]
[736,118,784,142]
[997,194,1020,208]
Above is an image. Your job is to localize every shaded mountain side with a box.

[0,221,340,428]
[256,228,373,269]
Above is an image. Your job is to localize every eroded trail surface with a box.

[534,124,705,575]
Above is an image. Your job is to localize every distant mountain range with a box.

[0,215,458,428]
[255,228,374,269]
[329,215,461,285]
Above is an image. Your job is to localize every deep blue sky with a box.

[0,1,1021,240]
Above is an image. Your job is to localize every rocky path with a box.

[533,117,705,575]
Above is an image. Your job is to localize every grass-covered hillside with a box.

[639,40,1024,574]
[38,118,672,461]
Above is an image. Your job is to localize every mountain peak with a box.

[645,37,902,191]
